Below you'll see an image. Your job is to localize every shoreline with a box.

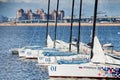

[0,22,120,27]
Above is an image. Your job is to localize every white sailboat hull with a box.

[38,54,89,64]
[18,49,26,58]
[48,63,120,78]
[48,36,120,78]
[37,39,90,64]
[18,46,42,58]
[25,49,39,59]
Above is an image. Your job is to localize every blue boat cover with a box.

[43,51,77,56]
[57,59,90,64]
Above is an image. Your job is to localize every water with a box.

[0,26,120,80]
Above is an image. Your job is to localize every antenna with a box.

[90,0,98,59]
[77,0,83,54]
[54,0,59,48]
[69,0,75,52]
[45,0,50,47]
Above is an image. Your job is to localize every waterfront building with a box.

[50,10,57,20]
[41,13,47,20]
[36,9,47,20]
[16,9,24,18]
[50,10,65,20]
[27,9,33,20]
[16,9,120,23]
[16,8,65,22]
[58,10,64,20]
[36,9,44,14]
[16,9,28,20]
[36,9,45,19]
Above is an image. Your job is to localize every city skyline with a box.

[0,0,120,18]
[16,8,64,21]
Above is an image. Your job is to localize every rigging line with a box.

[54,0,59,48]
[90,0,98,59]
[77,0,83,54]
[45,0,50,47]
[69,0,75,52]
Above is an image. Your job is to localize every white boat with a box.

[37,34,91,64]
[48,36,120,78]
[38,50,90,64]
[18,34,56,59]
[38,48,90,64]
[25,46,42,59]
[18,46,41,58]
[24,34,77,59]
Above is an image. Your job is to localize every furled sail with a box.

[91,36,120,65]
[91,36,106,63]
[47,35,54,48]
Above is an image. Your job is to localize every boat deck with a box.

[104,49,120,56]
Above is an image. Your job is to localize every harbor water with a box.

[0,26,120,80]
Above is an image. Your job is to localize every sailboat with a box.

[18,34,68,59]
[17,34,90,59]
[37,0,91,65]
[47,0,120,78]
[16,34,55,59]
[18,46,42,58]
[18,33,84,59]
[37,34,90,64]
[48,36,120,78]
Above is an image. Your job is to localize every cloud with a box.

[0,0,25,3]
[0,0,8,2]
[0,0,97,3]
[0,0,48,3]
[0,0,119,4]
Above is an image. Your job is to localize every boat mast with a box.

[54,0,59,48]
[45,0,50,47]
[90,0,98,59]
[77,0,83,54]
[69,0,75,52]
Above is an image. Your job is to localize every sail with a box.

[91,36,106,63]
[91,36,120,65]
[47,34,54,48]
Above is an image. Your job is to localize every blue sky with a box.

[0,0,120,18]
